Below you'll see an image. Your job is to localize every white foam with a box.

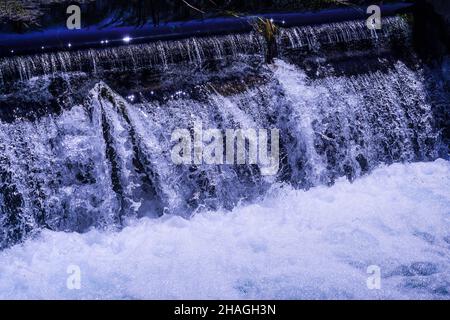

[1,160,449,299]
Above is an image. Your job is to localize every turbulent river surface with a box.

[0,16,449,299]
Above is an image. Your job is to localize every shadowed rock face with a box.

[427,0,450,22]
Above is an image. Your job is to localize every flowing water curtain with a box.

[0,15,447,249]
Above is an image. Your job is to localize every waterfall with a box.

[0,16,448,248]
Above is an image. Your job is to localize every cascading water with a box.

[0,16,448,249]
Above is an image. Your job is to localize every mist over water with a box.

[0,16,449,252]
